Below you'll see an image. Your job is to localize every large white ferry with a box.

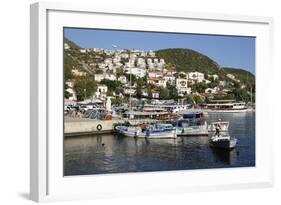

[204,100,248,113]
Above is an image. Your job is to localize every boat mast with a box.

[250,86,253,106]
[129,64,132,112]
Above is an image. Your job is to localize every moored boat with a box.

[204,100,248,113]
[209,133,237,150]
[115,123,176,139]
[176,110,208,136]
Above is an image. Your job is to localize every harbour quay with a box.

[64,117,124,136]
[64,117,161,136]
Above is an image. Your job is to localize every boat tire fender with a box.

[97,124,102,131]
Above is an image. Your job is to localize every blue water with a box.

[64,112,255,176]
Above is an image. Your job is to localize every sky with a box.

[64,28,255,74]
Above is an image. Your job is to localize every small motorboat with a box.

[209,133,237,150]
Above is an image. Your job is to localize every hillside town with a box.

[64,40,254,107]
[63,31,256,176]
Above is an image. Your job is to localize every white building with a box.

[121,53,129,59]
[148,72,163,78]
[80,49,86,53]
[205,87,220,94]
[149,50,156,57]
[137,58,146,69]
[163,74,176,85]
[157,78,168,88]
[104,58,113,66]
[64,43,70,50]
[94,73,116,82]
[176,78,191,96]
[188,72,205,82]
[226,73,235,80]
[94,74,105,82]
[219,80,227,87]
[177,87,192,96]
[65,80,77,101]
[203,79,211,84]
[125,67,146,78]
[212,74,219,81]
[105,73,117,81]
[118,75,127,84]
[95,85,108,100]
[123,86,136,95]
[71,69,86,77]
[176,78,188,89]
[151,90,160,98]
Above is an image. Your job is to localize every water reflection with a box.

[211,148,238,165]
[64,112,255,176]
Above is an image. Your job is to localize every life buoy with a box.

[97,124,102,131]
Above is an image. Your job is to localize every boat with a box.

[176,110,208,136]
[115,125,143,137]
[209,133,237,149]
[115,123,177,139]
[208,121,229,132]
[204,100,248,113]
[142,103,188,114]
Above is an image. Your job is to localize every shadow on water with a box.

[211,147,238,165]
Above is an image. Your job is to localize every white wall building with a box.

[176,78,191,96]
[188,72,205,82]
[205,87,220,94]
[157,78,168,88]
[149,50,156,57]
[95,85,108,100]
[177,87,192,96]
[163,75,176,85]
[176,78,188,89]
[105,73,117,81]
[118,75,127,84]
[65,80,77,101]
[94,74,105,82]
[64,43,70,50]
[125,67,146,78]
[148,72,163,78]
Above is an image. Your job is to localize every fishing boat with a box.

[115,123,177,139]
[209,133,237,149]
[176,110,208,136]
[208,121,229,132]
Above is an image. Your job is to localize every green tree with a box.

[193,95,204,104]
[159,86,169,99]
[100,79,123,95]
[193,83,208,93]
[64,83,72,99]
[166,83,178,100]
[74,75,97,101]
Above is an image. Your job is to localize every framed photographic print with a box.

[30,2,274,202]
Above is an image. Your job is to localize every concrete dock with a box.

[64,117,124,136]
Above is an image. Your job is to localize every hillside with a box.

[222,67,255,85]
[64,38,82,81]
[156,48,222,75]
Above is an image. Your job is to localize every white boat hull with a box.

[115,125,177,139]
[176,125,208,136]
[205,109,250,113]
